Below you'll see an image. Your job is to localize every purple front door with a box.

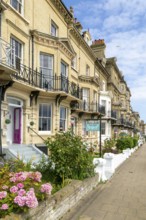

[14,108,21,144]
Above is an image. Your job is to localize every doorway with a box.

[6,97,23,145]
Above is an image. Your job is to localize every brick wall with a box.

[3,174,99,220]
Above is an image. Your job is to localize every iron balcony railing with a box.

[0,38,15,67]
[113,118,134,127]
[0,38,82,99]
[71,101,105,115]
[105,110,117,119]
[10,62,82,99]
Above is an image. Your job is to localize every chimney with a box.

[90,39,106,58]
[69,6,74,17]
[74,19,83,33]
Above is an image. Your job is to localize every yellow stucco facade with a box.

[0,0,142,151]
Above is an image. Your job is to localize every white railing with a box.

[0,37,15,67]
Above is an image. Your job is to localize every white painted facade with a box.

[99,91,113,144]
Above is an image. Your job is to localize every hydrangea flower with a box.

[28,171,42,182]
[1,204,9,210]
[0,169,52,218]
[17,189,26,197]
[17,183,24,189]
[0,191,7,200]
[2,185,9,190]
[14,195,26,207]
[40,183,52,195]
[10,186,18,193]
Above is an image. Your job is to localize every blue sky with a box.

[63,0,146,123]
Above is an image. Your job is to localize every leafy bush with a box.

[0,162,52,218]
[124,137,133,149]
[133,137,138,147]
[45,131,95,186]
[116,136,134,151]
[104,138,116,149]
[102,138,120,154]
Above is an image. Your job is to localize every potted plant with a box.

[30,121,34,126]
[5,119,11,124]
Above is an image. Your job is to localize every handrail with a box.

[28,127,46,142]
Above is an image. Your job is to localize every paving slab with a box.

[62,144,146,220]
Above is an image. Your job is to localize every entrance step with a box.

[4,144,47,164]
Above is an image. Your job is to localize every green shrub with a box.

[116,138,126,151]
[45,131,95,186]
[133,137,138,147]
[116,136,134,150]
[124,137,133,149]
[104,138,116,149]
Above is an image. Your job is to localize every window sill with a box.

[7,3,29,25]
[71,66,78,73]
[38,131,51,135]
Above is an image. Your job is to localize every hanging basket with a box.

[30,121,34,126]
[5,119,11,124]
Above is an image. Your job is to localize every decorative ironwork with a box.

[112,118,135,128]
[0,38,15,67]
[70,100,105,115]
[10,62,82,99]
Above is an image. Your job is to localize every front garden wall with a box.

[2,174,99,220]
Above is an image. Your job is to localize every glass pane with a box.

[15,109,19,129]
[61,62,67,76]
[39,104,51,131]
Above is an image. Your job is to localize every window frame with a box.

[86,64,90,76]
[82,88,90,111]
[71,55,77,70]
[61,60,68,77]
[40,53,54,89]
[10,36,23,69]
[10,0,23,14]
[39,103,52,133]
[60,106,67,131]
[51,20,58,37]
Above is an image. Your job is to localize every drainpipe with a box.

[31,33,34,73]
[99,115,102,157]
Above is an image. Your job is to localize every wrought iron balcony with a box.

[112,118,134,128]
[0,38,15,68]
[70,100,105,115]
[11,65,82,99]
[105,110,117,119]
[0,38,82,99]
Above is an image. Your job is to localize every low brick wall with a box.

[3,174,99,220]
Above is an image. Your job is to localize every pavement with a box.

[62,143,146,220]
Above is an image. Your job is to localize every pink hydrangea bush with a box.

[0,170,52,218]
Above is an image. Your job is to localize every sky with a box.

[63,0,146,123]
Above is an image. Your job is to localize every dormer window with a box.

[51,20,58,37]
[10,0,23,14]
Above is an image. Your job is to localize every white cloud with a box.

[63,0,146,121]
